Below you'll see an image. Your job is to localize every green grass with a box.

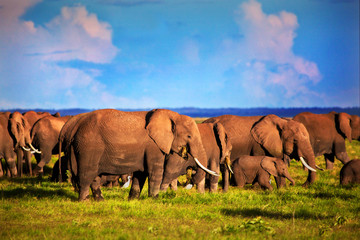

[1,140,360,239]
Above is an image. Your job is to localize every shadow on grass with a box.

[221,207,332,220]
[0,175,77,201]
[0,175,52,184]
[0,186,77,201]
[299,191,356,201]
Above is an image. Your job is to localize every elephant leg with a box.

[33,152,45,176]
[24,151,32,176]
[110,176,120,187]
[129,171,147,200]
[16,149,23,177]
[0,160,3,177]
[335,152,350,165]
[222,165,229,192]
[78,184,91,201]
[274,176,286,188]
[147,154,165,198]
[90,176,104,201]
[169,179,178,191]
[258,176,273,191]
[324,153,335,170]
[196,177,205,193]
[209,159,219,193]
[233,172,246,188]
[160,182,170,191]
[79,172,97,201]
[5,152,17,177]
[334,141,350,165]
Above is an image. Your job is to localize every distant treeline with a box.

[3,107,359,118]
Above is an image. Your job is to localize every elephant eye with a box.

[187,135,192,139]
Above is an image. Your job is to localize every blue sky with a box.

[0,0,359,109]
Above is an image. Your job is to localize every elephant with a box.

[293,112,360,169]
[0,112,18,177]
[340,159,360,185]
[160,122,232,193]
[29,115,72,176]
[231,156,295,190]
[58,109,217,201]
[204,114,317,189]
[8,111,56,176]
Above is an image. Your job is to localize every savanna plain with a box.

[1,118,359,240]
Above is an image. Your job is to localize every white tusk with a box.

[22,146,31,152]
[315,165,325,171]
[29,143,41,154]
[194,158,220,177]
[300,157,317,172]
[227,163,234,174]
[226,156,234,174]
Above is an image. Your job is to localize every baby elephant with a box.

[340,159,360,185]
[232,156,295,190]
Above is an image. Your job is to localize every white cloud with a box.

[30,5,118,63]
[223,0,323,106]
[0,0,147,109]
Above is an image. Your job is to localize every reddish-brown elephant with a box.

[29,115,71,176]
[340,159,360,185]
[59,109,217,201]
[0,112,18,177]
[232,156,295,190]
[160,122,232,193]
[293,112,360,169]
[204,114,317,188]
[8,111,57,176]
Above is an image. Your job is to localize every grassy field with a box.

[1,140,360,239]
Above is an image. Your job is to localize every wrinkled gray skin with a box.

[340,159,360,185]
[160,122,232,193]
[204,114,317,189]
[232,156,295,190]
[30,115,71,176]
[0,112,18,177]
[293,112,360,169]
[8,111,56,176]
[59,109,210,201]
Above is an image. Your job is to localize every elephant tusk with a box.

[225,156,234,174]
[21,146,31,152]
[300,157,317,172]
[29,143,41,154]
[194,158,220,177]
[315,165,325,171]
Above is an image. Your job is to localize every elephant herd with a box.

[0,109,359,201]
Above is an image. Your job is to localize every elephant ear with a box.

[146,109,176,154]
[338,112,352,142]
[260,157,278,177]
[213,122,228,160]
[251,115,283,158]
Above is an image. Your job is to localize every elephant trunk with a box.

[10,121,23,150]
[161,154,188,191]
[283,170,295,186]
[190,139,211,193]
[298,141,317,186]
